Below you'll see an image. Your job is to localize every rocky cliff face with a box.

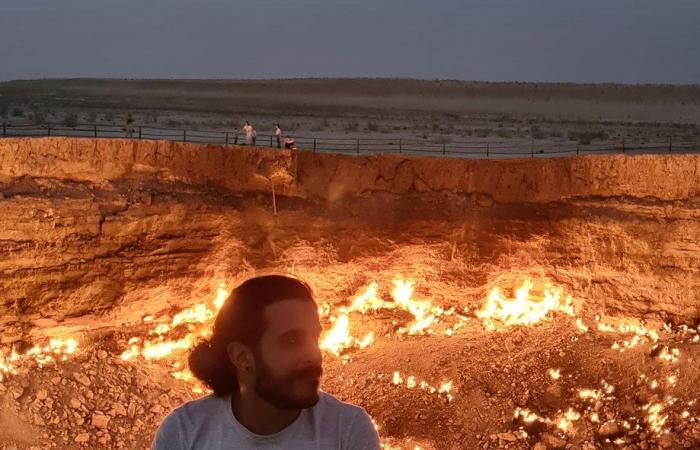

[1,137,698,337]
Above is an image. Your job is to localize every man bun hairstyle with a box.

[188,275,315,396]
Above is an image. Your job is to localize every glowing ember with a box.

[578,389,602,401]
[575,318,589,333]
[477,279,575,329]
[657,346,680,363]
[514,407,546,424]
[644,402,669,434]
[390,371,454,401]
[556,408,581,432]
[548,368,561,380]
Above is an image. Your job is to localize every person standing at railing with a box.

[125,113,134,138]
[275,123,282,149]
[232,125,239,145]
[242,121,254,145]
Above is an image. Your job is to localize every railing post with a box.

[183,130,186,142]
[225,131,229,145]
[399,139,402,154]
[138,126,142,140]
[313,138,316,152]
[486,143,489,158]
[270,135,273,147]
[47,124,51,136]
[576,144,579,156]
[530,139,534,157]
[356,138,360,155]
[442,143,446,155]
[94,125,97,138]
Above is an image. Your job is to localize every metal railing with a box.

[1,122,697,159]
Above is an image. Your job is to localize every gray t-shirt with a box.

[151,392,380,450]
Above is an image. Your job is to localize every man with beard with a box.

[151,275,380,449]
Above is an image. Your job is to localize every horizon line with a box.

[1,76,699,89]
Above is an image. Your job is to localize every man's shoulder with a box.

[167,394,225,424]
[314,393,380,448]
[153,395,227,449]
[315,392,368,420]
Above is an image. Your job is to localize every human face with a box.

[253,299,323,409]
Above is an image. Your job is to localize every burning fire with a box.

[319,275,451,358]
[477,279,576,330]
[120,282,228,362]
[0,337,78,382]
[348,276,443,335]
[319,314,374,358]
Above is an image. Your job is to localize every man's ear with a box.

[226,342,255,373]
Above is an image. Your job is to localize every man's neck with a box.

[231,392,301,435]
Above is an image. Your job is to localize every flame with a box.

[213,282,228,310]
[0,347,21,382]
[347,276,441,335]
[321,275,451,358]
[578,389,602,401]
[575,319,589,333]
[120,282,229,362]
[556,408,581,433]
[320,314,353,357]
[350,282,389,313]
[357,332,375,349]
[644,402,669,434]
[171,368,206,393]
[477,279,575,329]
[1,337,78,382]
[657,346,680,363]
[514,407,548,424]
[390,277,437,335]
[598,318,660,352]
[390,371,454,401]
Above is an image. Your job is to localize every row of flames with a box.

[0,274,582,386]
[1,274,699,450]
[3,275,697,388]
[116,275,582,368]
[319,276,579,358]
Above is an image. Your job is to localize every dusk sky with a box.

[1,0,699,84]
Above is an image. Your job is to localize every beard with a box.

[253,356,322,410]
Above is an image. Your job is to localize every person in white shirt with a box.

[152,275,380,450]
[242,121,254,145]
[275,124,282,149]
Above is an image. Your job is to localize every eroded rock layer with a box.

[1,137,698,333]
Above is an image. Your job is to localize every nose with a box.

[305,340,323,368]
